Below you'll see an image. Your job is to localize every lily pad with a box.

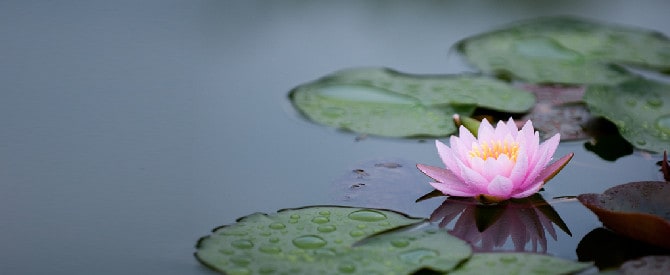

[448,252,592,275]
[584,77,670,153]
[519,84,591,141]
[195,206,472,274]
[577,181,670,249]
[457,16,670,84]
[289,67,535,137]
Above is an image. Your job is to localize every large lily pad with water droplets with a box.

[289,67,535,137]
[448,252,592,275]
[457,16,670,84]
[195,206,472,274]
[577,181,670,249]
[584,77,670,153]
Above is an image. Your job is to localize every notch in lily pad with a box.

[289,67,535,138]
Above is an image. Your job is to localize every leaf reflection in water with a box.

[428,194,570,253]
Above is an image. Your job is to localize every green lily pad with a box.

[457,16,670,84]
[449,252,592,275]
[289,67,535,137]
[195,206,472,274]
[583,77,670,153]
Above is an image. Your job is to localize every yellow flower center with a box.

[469,140,520,162]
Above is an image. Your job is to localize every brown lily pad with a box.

[578,181,670,249]
[518,84,591,141]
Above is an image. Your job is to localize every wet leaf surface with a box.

[447,252,591,275]
[577,181,670,249]
[289,67,534,137]
[584,77,670,153]
[457,16,670,84]
[195,206,472,274]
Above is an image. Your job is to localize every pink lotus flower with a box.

[417,118,573,202]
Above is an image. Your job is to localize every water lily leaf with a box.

[456,16,670,84]
[584,77,670,153]
[352,222,472,272]
[195,206,472,274]
[448,252,592,275]
[289,67,535,137]
[577,181,670,249]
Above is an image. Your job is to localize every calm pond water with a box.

[1,1,669,274]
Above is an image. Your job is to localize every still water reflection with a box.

[429,195,570,253]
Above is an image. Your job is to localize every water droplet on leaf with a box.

[259,245,282,254]
[398,249,439,264]
[231,239,254,249]
[348,210,387,222]
[292,235,327,249]
[391,239,410,248]
[338,263,356,273]
[657,115,670,134]
[269,222,286,230]
[647,98,663,108]
[317,225,336,233]
[311,216,330,224]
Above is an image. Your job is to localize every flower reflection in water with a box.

[429,194,571,253]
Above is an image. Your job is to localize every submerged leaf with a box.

[195,206,472,274]
[289,67,535,137]
[584,77,670,153]
[448,253,592,275]
[519,84,591,141]
[578,181,670,249]
[457,16,670,84]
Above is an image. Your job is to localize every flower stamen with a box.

[469,140,520,162]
